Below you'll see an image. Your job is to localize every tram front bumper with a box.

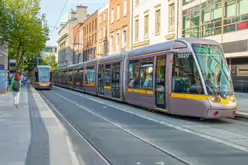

[206,109,237,119]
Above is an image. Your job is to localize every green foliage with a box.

[23,54,43,71]
[43,55,58,70]
[0,0,49,71]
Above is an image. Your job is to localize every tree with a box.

[23,54,43,71]
[0,0,49,71]
[43,55,58,70]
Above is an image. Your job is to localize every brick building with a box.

[109,0,131,55]
[83,11,98,61]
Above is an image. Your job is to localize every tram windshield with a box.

[39,68,50,82]
[192,44,233,96]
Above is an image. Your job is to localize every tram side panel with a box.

[125,56,155,109]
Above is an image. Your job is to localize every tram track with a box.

[39,91,112,165]
[52,86,248,153]
[38,90,191,165]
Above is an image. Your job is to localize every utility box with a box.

[0,70,7,94]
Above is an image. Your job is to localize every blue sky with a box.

[40,0,108,46]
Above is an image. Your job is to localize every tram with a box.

[54,38,237,119]
[32,65,53,89]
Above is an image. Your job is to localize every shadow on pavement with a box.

[25,85,50,165]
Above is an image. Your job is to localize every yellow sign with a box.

[1,74,5,77]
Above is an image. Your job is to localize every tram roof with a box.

[128,38,220,57]
[177,38,220,45]
[99,53,126,63]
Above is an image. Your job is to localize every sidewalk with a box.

[0,85,80,165]
[236,92,248,117]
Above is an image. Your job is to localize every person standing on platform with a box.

[11,73,22,108]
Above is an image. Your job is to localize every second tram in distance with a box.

[54,38,237,119]
[32,65,53,90]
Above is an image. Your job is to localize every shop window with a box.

[192,11,200,27]
[212,3,222,22]
[239,0,248,16]
[183,15,190,29]
[225,0,236,18]
[172,53,203,94]
[128,57,154,89]
[202,9,210,24]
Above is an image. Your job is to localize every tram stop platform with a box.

[0,85,79,165]
[236,92,248,117]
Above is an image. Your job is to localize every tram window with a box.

[68,70,73,82]
[35,71,38,82]
[105,64,111,86]
[128,57,154,89]
[172,53,203,94]
[86,66,95,83]
[98,65,104,94]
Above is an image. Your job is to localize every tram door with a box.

[112,63,120,98]
[98,65,104,95]
[155,56,166,109]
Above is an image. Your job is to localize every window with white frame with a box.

[168,3,175,31]
[104,12,106,21]
[117,4,120,20]
[135,18,139,41]
[99,44,102,54]
[144,13,149,38]
[124,0,127,16]
[111,8,114,23]
[155,8,161,35]
[100,28,102,40]
[110,35,114,52]
[122,29,127,48]
[100,15,102,24]
[135,0,139,6]
[103,24,106,38]
[116,32,120,51]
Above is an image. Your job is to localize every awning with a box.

[225,51,248,58]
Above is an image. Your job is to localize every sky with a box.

[40,0,108,46]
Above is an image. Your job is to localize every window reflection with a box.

[129,58,153,89]
[172,53,203,94]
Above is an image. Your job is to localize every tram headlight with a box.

[210,96,221,102]
[230,96,236,102]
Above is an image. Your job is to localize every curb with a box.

[237,112,248,119]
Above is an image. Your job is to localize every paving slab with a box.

[0,85,80,165]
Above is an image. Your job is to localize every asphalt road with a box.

[39,86,248,165]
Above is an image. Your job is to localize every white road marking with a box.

[51,90,193,165]
[55,86,248,153]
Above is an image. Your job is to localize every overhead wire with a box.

[50,0,69,35]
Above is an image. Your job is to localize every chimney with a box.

[76,5,88,22]
[70,11,76,20]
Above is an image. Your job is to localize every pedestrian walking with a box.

[7,74,11,92]
[11,73,22,108]
[23,76,27,87]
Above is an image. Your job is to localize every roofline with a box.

[83,10,99,23]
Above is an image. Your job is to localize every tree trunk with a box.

[16,43,22,72]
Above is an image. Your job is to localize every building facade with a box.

[132,0,178,49]
[73,23,84,64]
[40,46,58,61]
[109,0,131,55]
[57,6,88,68]
[0,44,8,70]
[83,11,98,61]
[98,3,109,58]
[181,0,248,93]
